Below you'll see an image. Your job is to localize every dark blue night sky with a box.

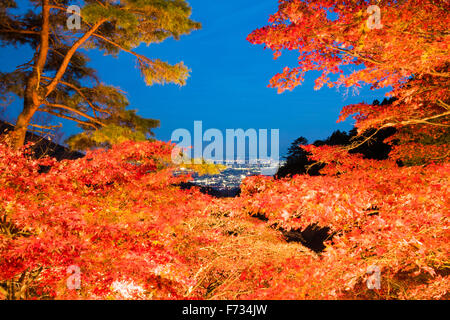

[0,0,390,157]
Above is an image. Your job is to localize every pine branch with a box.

[92,32,152,65]
[29,122,62,130]
[0,29,40,35]
[41,76,112,116]
[37,107,99,130]
[43,102,105,127]
[45,19,107,97]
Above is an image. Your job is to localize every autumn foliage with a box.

[238,146,449,299]
[0,139,210,299]
[1,0,449,300]
[247,0,449,163]
[0,138,448,300]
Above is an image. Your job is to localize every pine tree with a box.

[0,0,201,149]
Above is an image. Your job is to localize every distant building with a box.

[190,160,284,189]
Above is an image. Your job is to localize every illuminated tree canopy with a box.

[248,0,449,163]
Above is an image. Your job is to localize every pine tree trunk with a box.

[12,76,39,150]
[12,106,35,150]
[11,0,50,150]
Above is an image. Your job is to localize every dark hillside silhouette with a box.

[0,120,84,161]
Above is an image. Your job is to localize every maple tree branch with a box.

[325,44,450,78]
[427,71,450,78]
[430,150,450,160]
[17,267,43,300]
[344,111,450,151]
[437,100,450,111]
[45,19,107,97]
[0,285,7,299]
[344,128,382,151]
[416,120,449,127]
[382,111,450,128]
[326,44,383,67]
[305,160,325,174]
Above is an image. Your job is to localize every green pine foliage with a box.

[0,0,201,149]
